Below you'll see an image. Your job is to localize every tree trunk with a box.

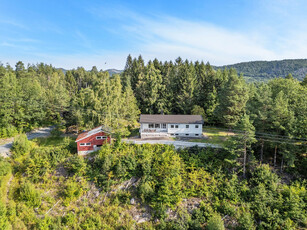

[280,155,284,173]
[260,139,264,164]
[243,139,247,179]
[274,145,277,167]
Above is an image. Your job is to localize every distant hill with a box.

[106,69,123,76]
[57,68,123,76]
[215,59,307,81]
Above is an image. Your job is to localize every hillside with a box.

[215,59,307,81]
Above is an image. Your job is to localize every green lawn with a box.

[32,136,75,147]
[189,126,236,146]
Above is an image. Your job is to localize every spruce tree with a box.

[215,70,249,128]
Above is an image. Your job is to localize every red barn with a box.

[75,126,111,155]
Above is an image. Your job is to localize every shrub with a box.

[0,125,18,138]
[12,134,31,157]
[0,201,10,230]
[0,158,11,176]
[18,182,41,207]
[62,179,84,206]
[206,213,225,230]
[64,155,87,176]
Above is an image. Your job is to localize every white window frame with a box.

[175,125,179,128]
[149,123,154,128]
[80,143,85,146]
[171,125,174,128]
[96,136,107,140]
[195,125,199,128]
[162,123,166,129]
[186,125,189,128]
[85,143,91,146]
[155,124,160,128]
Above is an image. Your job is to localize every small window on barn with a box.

[162,123,166,129]
[171,125,174,128]
[96,136,107,140]
[186,125,189,128]
[186,134,189,136]
[195,134,199,136]
[175,125,179,128]
[85,143,91,146]
[195,125,199,128]
[149,124,154,128]
[80,143,85,146]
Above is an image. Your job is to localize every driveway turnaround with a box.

[0,126,54,157]
[124,139,220,149]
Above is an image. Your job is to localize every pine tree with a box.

[215,70,249,128]
[175,60,196,114]
[235,114,256,178]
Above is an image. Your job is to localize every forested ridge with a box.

[216,59,307,82]
[0,56,307,229]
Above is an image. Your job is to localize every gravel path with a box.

[124,139,220,149]
[0,126,54,157]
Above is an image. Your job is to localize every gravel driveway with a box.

[0,126,54,157]
[124,139,220,149]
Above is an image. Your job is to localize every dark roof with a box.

[140,114,203,124]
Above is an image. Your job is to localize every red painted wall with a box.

[77,132,110,152]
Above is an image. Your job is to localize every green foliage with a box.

[0,158,11,176]
[11,134,31,157]
[18,182,41,207]
[215,72,249,128]
[64,155,87,176]
[0,201,10,230]
[62,178,84,206]
[206,212,225,230]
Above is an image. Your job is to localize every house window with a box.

[175,125,179,128]
[80,143,85,146]
[155,124,160,128]
[185,134,189,136]
[195,134,199,136]
[85,143,91,146]
[149,124,154,128]
[186,125,189,128]
[195,125,199,128]
[171,125,174,128]
[96,136,107,140]
[175,134,179,136]
[162,123,166,129]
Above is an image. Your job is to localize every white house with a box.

[139,114,203,139]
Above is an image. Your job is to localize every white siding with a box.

[167,123,202,136]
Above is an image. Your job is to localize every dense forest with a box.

[0,56,307,229]
[216,59,307,82]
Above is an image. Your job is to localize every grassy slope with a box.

[189,126,235,146]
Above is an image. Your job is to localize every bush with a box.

[206,213,225,230]
[0,125,18,138]
[0,158,11,176]
[64,155,87,176]
[18,182,41,207]
[0,201,10,230]
[62,179,84,206]
[12,134,31,157]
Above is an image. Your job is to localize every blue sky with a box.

[0,0,306,69]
